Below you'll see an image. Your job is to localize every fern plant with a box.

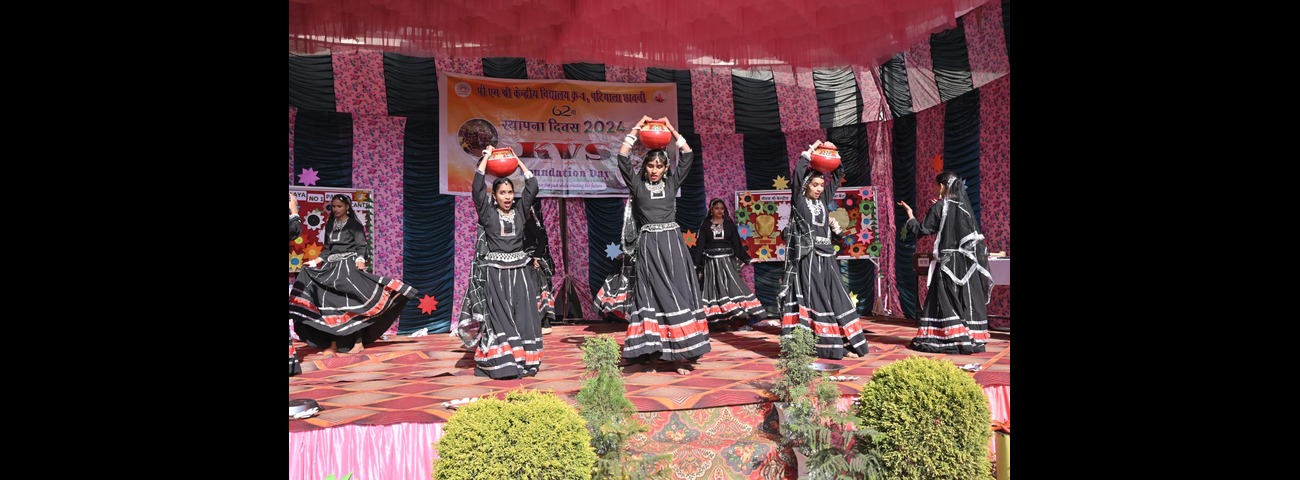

[575,335,669,480]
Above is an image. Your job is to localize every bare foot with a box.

[346,342,365,355]
[673,361,692,375]
[845,351,860,359]
[541,327,553,335]
[320,342,340,356]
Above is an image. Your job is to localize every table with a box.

[989,257,1010,285]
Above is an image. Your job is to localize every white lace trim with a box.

[810,201,825,226]
[484,251,528,262]
[640,222,679,233]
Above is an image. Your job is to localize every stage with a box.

[289,316,1011,479]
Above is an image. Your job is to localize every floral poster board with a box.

[732,187,880,262]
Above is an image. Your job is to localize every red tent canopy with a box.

[289,0,990,69]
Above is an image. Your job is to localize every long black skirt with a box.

[290,259,417,352]
[474,264,544,379]
[779,252,869,359]
[622,229,711,362]
[698,252,766,322]
[909,260,990,354]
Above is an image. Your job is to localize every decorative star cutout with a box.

[931,153,944,173]
[772,175,789,190]
[605,243,623,260]
[353,191,370,203]
[849,291,859,305]
[418,294,439,314]
[298,167,320,186]
[683,230,698,247]
[303,243,323,260]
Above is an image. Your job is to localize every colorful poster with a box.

[439,73,679,197]
[733,187,881,262]
[288,187,376,273]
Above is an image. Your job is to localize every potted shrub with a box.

[854,356,992,480]
[575,334,668,479]
[773,328,883,479]
[433,389,596,480]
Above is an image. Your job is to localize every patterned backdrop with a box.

[913,104,946,311]
[287,0,1011,333]
[774,66,820,132]
[905,39,941,113]
[289,106,297,185]
[433,56,483,328]
[525,58,564,81]
[539,199,567,315]
[332,49,388,116]
[855,66,891,124]
[691,67,737,135]
[563,198,597,320]
[866,122,902,316]
[966,1,1010,89]
[980,75,1011,319]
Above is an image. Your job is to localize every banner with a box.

[289,187,376,273]
[439,73,679,197]
[733,187,881,262]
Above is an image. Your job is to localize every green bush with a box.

[433,389,596,480]
[854,356,992,480]
[575,335,667,480]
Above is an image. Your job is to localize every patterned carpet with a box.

[289,316,1010,478]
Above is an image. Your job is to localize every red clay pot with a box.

[810,142,841,173]
[485,147,519,177]
[638,120,672,150]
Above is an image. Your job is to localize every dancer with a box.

[290,194,418,356]
[897,171,992,354]
[693,198,766,331]
[457,146,544,379]
[617,116,711,375]
[778,140,869,359]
